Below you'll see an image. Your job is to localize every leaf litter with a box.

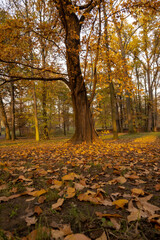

[0,134,160,239]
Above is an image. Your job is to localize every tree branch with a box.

[0,58,67,75]
[0,74,70,88]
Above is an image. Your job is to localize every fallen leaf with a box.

[26,197,35,202]
[38,196,46,204]
[115,176,126,184]
[74,182,85,191]
[65,187,76,199]
[110,217,121,230]
[96,212,122,218]
[0,184,8,190]
[52,198,64,210]
[51,229,64,239]
[131,188,144,196]
[64,233,91,240]
[127,200,147,222]
[62,172,79,181]
[25,216,37,226]
[96,231,107,240]
[112,199,128,209]
[34,206,42,215]
[59,224,73,236]
[29,189,47,197]
[24,227,50,240]
[52,180,63,189]
[155,184,160,191]
[18,175,33,182]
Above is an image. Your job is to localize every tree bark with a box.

[54,0,99,143]
[11,82,16,140]
[71,84,98,143]
[32,83,40,141]
[0,93,11,140]
[103,1,118,139]
[113,17,134,134]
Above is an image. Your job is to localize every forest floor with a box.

[0,132,160,240]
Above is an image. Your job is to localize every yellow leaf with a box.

[131,188,144,196]
[62,172,79,181]
[112,199,128,209]
[66,187,76,199]
[30,189,47,197]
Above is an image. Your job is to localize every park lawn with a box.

[0,133,160,240]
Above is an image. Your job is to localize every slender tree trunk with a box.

[0,93,11,140]
[147,69,152,132]
[42,80,49,139]
[32,83,39,141]
[113,17,134,134]
[103,1,118,139]
[11,82,16,140]
[153,84,157,132]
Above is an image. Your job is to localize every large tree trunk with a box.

[0,93,11,140]
[71,85,98,143]
[54,1,99,143]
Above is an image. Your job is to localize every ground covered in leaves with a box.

[0,133,160,240]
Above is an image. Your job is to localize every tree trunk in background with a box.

[147,68,153,132]
[32,83,39,141]
[42,80,49,139]
[41,46,49,139]
[11,82,16,140]
[103,1,118,139]
[0,93,11,140]
[113,17,134,134]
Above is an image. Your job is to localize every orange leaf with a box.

[112,199,128,209]
[34,206,43,215]
[131,188,144,196]
[64,233,91,240]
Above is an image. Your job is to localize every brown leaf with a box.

[127,200,147,222]
[115,176,126,184]
[34,206,43,215]
[38,196,46,204]
[96,231,107,240]
[0,184,8,190]
[155,184,160,191]
[59,224,73,236]
[110,217,121,230]
[74,182,85,191]
[96,212,122,218]
[52,198,64,210]
[51,229,64,239]
[25,216,37,226]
